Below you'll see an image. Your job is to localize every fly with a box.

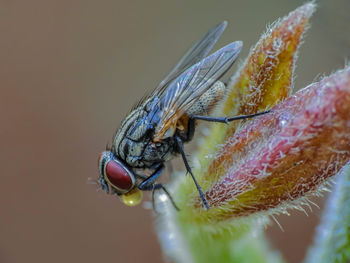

[97,21,270,210]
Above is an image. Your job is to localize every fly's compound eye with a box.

[98,151,136,195]
[105,159,134,191]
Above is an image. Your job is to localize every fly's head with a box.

[98,151,143,206]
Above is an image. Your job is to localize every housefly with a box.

[97,21,269,210]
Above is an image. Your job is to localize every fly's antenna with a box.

[87,177,103,193]
[87,177,99,185]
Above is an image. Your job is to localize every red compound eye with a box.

[105,160,133,190]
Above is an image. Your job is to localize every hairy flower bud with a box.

[192,67,350,223]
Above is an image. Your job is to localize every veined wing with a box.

[151,41,243,141]
[156,21,227,92]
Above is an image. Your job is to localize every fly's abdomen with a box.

[186,81,225,116]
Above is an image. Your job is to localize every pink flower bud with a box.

[193,68,350,222]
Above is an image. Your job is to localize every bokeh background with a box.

[1,0,349,262]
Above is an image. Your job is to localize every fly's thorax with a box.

[186,81,225,116]
[114,97,158,151]
[114,107,150,167]
[113,97,177,168]
[142,137,176,166]
[118,135,176,168]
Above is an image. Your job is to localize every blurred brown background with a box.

[0,0,349,262]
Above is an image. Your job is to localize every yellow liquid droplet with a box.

[121,188,143,206]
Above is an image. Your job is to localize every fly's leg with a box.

[191,110,271,123]
[175,136,210,209]
[138,164,179,211]
[138,163,164,190]
[186,81,269,124]
[151,184,180,212]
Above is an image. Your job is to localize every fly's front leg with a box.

[138,164,164,191]
[138,164,179,211]
[191,110,271,124]
[175,136,210,209]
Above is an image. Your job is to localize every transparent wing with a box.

[151,41,243,140]
[156,21,227,91]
